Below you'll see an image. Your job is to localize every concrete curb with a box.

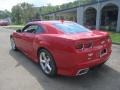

[112,42,120,45]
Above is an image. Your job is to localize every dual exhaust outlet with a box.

[76,68,89,76]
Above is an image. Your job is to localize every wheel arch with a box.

[37,46,54,62]
[37,46,58,75]
[37,47,47,58]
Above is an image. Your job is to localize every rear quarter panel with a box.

[34,34,75,66]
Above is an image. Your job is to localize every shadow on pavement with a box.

[9,50,120,90]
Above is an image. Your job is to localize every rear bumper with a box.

[76,52,111,69]
[58,52,111,76]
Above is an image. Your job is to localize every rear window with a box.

[53,22,90,34]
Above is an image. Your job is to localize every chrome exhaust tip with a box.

[76,68,89,76]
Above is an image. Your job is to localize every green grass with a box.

[109,32,120,43]
[2,25,24,30]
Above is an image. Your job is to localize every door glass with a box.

[23,25,38,33]
[36,26,44,33]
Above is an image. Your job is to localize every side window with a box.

[23,25,38,33]
[36,26,44,33]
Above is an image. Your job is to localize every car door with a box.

[13,29,25,50]
[21,24,36,54]
[22,24,44,57]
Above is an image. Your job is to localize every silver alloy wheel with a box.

[10,38,16,50]
[39,52,52,74]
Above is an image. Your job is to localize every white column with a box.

[116,7,120,32]
[77,7,84,25]
[96,3,101,30]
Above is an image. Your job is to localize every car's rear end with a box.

[71,32,112,76]
[52,32,112,76]
[46,21,112,76]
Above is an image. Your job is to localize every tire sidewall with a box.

[39,49,57,77]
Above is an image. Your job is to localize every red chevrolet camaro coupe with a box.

[10,21,112,77]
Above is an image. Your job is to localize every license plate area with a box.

[100,48,107,57]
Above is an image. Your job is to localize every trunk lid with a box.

[59,30,109,48]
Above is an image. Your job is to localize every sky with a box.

[0,0,75,11]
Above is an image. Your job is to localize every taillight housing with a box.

[75,42,93,51]
[75,43,84,50]
[84,42,93,48]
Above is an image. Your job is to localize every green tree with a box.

[0,10,11,19]
[12,2,38,24]
[11,0,97,23]
[12,5,22,24]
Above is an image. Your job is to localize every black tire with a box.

[10,37,17,51]
[97,61,106,67]
[90,61,106,70]
[38,49,57,77]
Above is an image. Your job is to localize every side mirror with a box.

[16,29,22,33]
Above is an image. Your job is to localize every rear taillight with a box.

[75,42,93,51]
[75,43,84,50]
[84,42,93,48]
